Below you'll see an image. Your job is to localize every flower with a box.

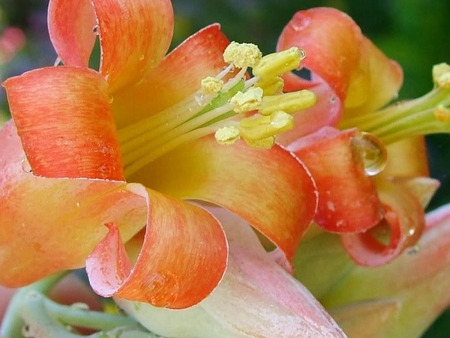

[294,202,450,337]
[272,7,448,266]
[0,0,318,310]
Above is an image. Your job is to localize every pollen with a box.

[255,76,284,95]
[238,111,294,141]
[244,136,275,149]
[434,105,450,122]
[259,90,316,116]
[253,47,302,80]
[433,63,450,89]
[201,76,224,94]
[223,41,262,68]
[215,126,240,145]
[230,87,263,113]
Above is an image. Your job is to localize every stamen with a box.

[433,63,450,89]
[215,126,240,145]
[259,90,317,116]
[238,111,294,141]
[255,76,284,95]
[201,76,224,94]
[223,41,262,68]
[253,47,302,79]
[230,87,263,113]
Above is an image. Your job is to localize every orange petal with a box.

[278,74,343,145]
[0,121,145,287]
[112,24,230,128]
[130,136,317,262]
[86,187,228,309]
[3,66,123,180]
[115,207,346,337]
[341,178,425,267]
[48,0,97,67]
[93,0,174,93]
[288,127,383,233]
[278,7,361,101]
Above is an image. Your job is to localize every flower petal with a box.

[86,187,228,309]
[0,121,145,286]
[130,136,317,262]
[341,178,425,267]
[278,8,361,101]
[48,0,97,67]
[3,66,123,180]
[93,0,174,93]
[322,203,450,337]
[112,24,230,128]
[116,207,346,337]
[288,127,383,233]
[277,74,343,145]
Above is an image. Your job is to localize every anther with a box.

[215,126,240,145]
[201,76,224,94]
[433,63,450,89]
[223,41,262,68]
[255,76,284,95]
[230,87,263,113]
[259,90,316,116]
[238,111,294,141]
[252,47,302,79]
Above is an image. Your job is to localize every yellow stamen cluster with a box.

[433,63,450,89]
[215,41,315,148]
[118,41,315,177]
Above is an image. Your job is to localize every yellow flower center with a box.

[117,42,316,177]
[341,63,450,145]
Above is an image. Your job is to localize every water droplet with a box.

[108,95,114,104]
[329,96,337,104]
[291,17,311,31]
[139,54,145,61]
[299,48,306,60]
[408,228,416,236]
[76,202,80,208]
[21,159,33,173]
[92,25,100,35]
[351,132,387,176]
[407,244,420,255]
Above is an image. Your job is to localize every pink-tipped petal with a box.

[0,121,146,286]
[131,136,317,262]
[48,0,97,67]
[93,0,174,92]
[278,74,343,145]
[112,24,230,128]
[341,178,425,267]
[116,208,346,337]
[4,66,123,180]
[86,186,228,309]
[288,127,383,233]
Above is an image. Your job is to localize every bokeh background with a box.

[0,0,449,335]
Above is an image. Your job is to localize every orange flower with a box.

[0,0,318,310]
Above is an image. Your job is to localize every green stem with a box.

[0,272,67,338]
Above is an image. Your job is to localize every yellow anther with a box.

[238,111,294,141]
[244,136,275,149]
[253,47,301,80]
[259,90,316,116]
[223,41,262,68]
[201,76,224,94]
[230,87,263,113]
[255,76,284,95]
[433,63,450,89]
[434,105,450,122]
[215,126,240,145]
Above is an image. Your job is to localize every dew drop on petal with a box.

[92,25,100,35]
[299,48,306,60]
[407,244,420,255]
[351,132,387,176]
[139,54,145,61]
[21,159,32,173]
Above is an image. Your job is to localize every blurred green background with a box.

[0,0,449,336]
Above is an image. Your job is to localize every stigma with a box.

[117,41,316,177]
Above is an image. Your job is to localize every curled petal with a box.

[93,0,174,92]
[48,0,97,67]
[341,178,425,267]
[288,127,383,233]
[3,67,123,180]
[278,7,361,101]
[116,208,346,337]
[112,24,230,128]
[86,186,228,309]
[0,121,145,286]
[277,74,342,145]
[131,136,317,262]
